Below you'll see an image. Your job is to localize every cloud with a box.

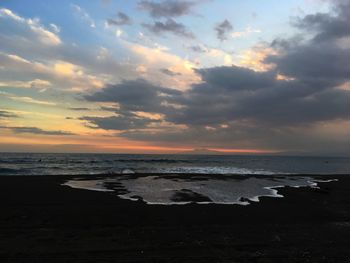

[292,1,350,42]
[0,53,105,91]
[85,78,181,113]
[215,19,233,41]
[82,0,350,154]
[107,12,132,26]
[167,66,350,126]
[9,95,56,106]
[0,126,75,135]
[71,4,96,28]
[0,8,160,95]
[138,0,196,18]
[0,8,61,46]
[2,2,350,154]
[231,26,261,38]
[0,110,18,119]
[0,7,195,93]
[0,143,106,153]
[236,45,277,72]
[125,41,201,89]
[83,79,183,130]
[118,120,350,155]
[69,107,91,111]
[0,79,52,91]
[0,89,56,106]
[81,114,161,130]
[266,1,350,85]
[160,68,182,76]
[49,23,60,33]
[187,44,209,53]
[142,18,195,38]
[0,9,121,91]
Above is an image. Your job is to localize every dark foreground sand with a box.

[1,175,350,262]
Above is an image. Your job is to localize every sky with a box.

[0,0,350,155]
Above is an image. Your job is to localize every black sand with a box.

[1,175,350,262]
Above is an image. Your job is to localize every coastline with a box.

[1,174,350,262]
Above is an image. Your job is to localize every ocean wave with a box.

[0,166,281,176]
[143,166,279,175]
[108,159,193,164]
[86,166,280,176]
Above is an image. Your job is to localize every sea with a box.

[0,153,349,205]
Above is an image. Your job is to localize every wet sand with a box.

[1,175,350,262]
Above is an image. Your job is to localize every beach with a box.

[1,174,350,262]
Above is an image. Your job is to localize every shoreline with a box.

[1,174,350,262]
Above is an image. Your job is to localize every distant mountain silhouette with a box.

[177,148,224,155]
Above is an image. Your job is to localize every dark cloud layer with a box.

[0,110,17,119]
[85,79,181,113]
[268,4,350,87]
[83,79,180,130]
[138,0,196,18]
[82,114,160,130]
[83,1,350,154]
[0,126,75,135]
[142,18,194,38]
[215,19,233,41]
[69,107,91,111]
[107,12,132,26]
[293,1,350,42]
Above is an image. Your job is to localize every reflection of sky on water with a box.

[63,176,337,205]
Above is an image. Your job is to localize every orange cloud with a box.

[126,41,201,90]
[237,45,278,72]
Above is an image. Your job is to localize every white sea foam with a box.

[63,175,334,205]
[312,179,338,183]
[121,168,135,174]
[63,179,114,192]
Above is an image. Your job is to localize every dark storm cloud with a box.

[0,110,17,119]
[162,65,350,127]
[196,66,275,91]
[83,64,350,138]
[293,0,350,42]
[84,81,169,130]
[84,79,182,130]
[215,19,233,41]
[138,0,196,18]
[85,78,181,113]
[0,126,75,135]
[142,19,195,38]
[82,0,350,154]
[266,0,350,85]
[82,64,350,152]
[107,12,132,26]
[160,68,182,76]
[85,62,350,131]
[267,42,350,85]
